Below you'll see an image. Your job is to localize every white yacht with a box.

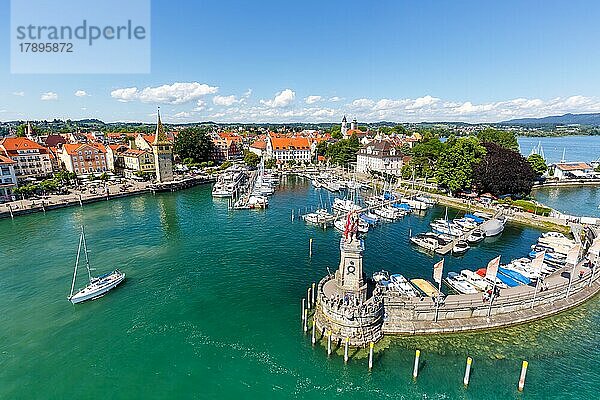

[460,269,489,291]
[390,274,420,297]
[446,272,479,295]
[68,227,125,304]
[212,170,245,197]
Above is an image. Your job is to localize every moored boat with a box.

[446,272,479,294]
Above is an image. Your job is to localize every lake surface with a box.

[1,178,598,399]
[517,135,600,217]
[518,135,600,164]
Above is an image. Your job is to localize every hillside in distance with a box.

[501,113,600,126]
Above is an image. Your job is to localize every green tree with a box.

[476,128,519,151]
[435,137,486,195]
[243,151,260,168]
[406,136,444,177]
[174,127,214,163]
[328,125,342,139]
[473,142,536,197]
[324,134,361,166]
[265,158,277,169]
[527,154,548,176]
[392,124,407,135]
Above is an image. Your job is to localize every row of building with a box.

[0,115,421,201]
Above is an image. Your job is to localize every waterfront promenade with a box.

[0,174,214,219]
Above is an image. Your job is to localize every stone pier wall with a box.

[382,267,600,335]
[314,276,384,347]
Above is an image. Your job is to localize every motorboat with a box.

[360,212,379,225]
[68,227,125,304]
[452,240,470,255]
[481,216,506,236]
[410,278,443,298]
[529,248,567,266]
[446,272,479,294]
[333,198,361,214]
[373,270,390,284]
[212,170,246,198]
[453,218,479,230]
[410,232,444,252]
[541,231,568,240]
[334,218,369,234]
[431,221,464,236]
[312,179,323,189]
[373,206,397,220]
[467,229,485,244]
[499,267,531,285]
[475,268,509,288]
[247,195,268,209]
[390,274,420,297]
[460,269,489,291]
[303,208,332,224]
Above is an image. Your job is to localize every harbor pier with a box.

[312,225,600,347]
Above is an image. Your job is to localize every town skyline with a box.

[3,1,600,123]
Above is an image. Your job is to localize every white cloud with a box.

[111,82,218,104]
[243,89,253,98]
[193,100,206,112]
[350,98,375,109]
[260,89,295,107]
[40,92,58,101]
[406,95,440,110]
[12,91,25,97]
[110,87,138,102]
[213,95,240,106]
[305,95,322,104]
[329,96,342,102]
[74,90,88,97]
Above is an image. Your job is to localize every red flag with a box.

[343,212,351,239]
[433,259,444,284]
[485,256,501,281]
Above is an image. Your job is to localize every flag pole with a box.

[530,251,545,309]
[566,245,581,298]
[487,279,496,317]
[434,279,442,322]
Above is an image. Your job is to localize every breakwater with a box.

[313,227,600,346]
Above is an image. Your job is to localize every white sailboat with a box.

[68,227,125,304]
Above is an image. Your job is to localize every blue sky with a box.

[2,0,600,123]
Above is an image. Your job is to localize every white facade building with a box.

[356,140,405,176]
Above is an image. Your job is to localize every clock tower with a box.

[335,216,367,302]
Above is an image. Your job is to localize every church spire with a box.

[152,107,169,145]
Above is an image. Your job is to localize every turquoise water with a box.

[1,178,598,399]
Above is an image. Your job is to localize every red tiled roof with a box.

[555,162,592,171]
[0,137,47,152]
[270,137,311,150]
[0,154,15,164]
[250,139,266,150]
[62,143,107,155]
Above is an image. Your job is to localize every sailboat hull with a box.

[69,270,126,304]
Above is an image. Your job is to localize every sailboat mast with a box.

[81,226,92,283]
[69,230,84,298]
